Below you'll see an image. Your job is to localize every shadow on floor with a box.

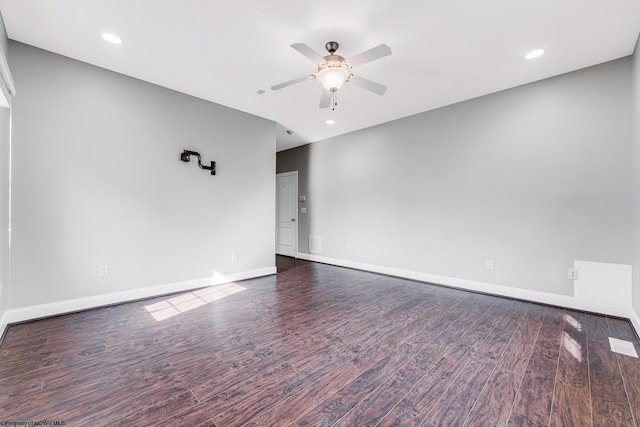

[276,255,311,273]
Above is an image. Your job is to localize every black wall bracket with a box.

[181,150,216,175]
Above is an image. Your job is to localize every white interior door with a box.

[276,172,298,257]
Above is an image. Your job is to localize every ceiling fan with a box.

[271,41,392,109]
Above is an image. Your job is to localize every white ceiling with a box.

[0,1,639,152]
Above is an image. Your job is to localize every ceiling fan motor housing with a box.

[325,41,340,54]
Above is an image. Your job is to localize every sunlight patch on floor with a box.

[144,283,247,321]
[564,314,582,332]
[562,314,584,362]
[562,331,583,362]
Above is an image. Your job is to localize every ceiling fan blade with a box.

[347,44,392,68]
[271,75,312,91]
[291,43,326,63]
[319,90,332,108]
[349,75,387,95]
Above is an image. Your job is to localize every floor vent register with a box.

[609,337,639,358]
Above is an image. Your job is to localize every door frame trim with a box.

[276,171,298,258]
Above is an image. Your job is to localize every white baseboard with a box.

[0,266,276,339]
[297,253,640,337]
[3,257,640,342]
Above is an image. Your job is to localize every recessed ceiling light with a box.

[525,49,545,60]
[101,33,122,45]
[326,120,335,125]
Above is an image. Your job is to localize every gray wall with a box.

[633,35,640,314]
[0,12,9,320]
[278,58,632,296]
[10,42,276,308]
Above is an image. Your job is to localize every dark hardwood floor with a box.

[1,256,640,426]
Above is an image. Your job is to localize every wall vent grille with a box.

[309,235,322,254]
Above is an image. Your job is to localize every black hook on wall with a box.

[181,150,216,175]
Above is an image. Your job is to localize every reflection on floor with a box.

[276,254,310,272]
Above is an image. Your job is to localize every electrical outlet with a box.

[232,252,238,261]
[486,260,494,270]
[99,265,109,277]
[568,269,578,280]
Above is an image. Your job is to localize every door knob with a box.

[291,218,295,222]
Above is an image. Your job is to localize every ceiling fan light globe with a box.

[315,67,350,92]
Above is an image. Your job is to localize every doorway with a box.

[275,171,298,257]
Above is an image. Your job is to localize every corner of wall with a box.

[0,309,8,343]
[0,7,10,336]
[630,307,640,339]
[632,32,640,323]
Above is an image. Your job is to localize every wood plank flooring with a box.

[1,256,639,426]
